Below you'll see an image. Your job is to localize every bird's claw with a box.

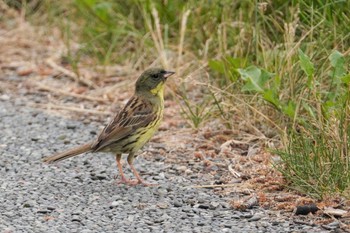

[137,180,158,187]
[114,174,157,186]
[114,175,131,185]
[115,177,157,186]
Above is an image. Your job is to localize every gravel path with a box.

[0,98,330,232]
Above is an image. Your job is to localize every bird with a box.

[43,68,175,186]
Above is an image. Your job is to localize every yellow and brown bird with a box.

[43,68,175,186]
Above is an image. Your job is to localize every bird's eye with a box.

[152,74,159,79]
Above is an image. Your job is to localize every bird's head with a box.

[135,68,175,96]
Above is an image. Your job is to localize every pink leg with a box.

[115,154,136,185]
[127,154,157,186]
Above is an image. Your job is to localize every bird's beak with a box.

[163,71,175,79]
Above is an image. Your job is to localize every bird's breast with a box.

[120,108,163,154]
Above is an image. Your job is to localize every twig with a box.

[191,184,238,189]
[45,58,97,88]
[228,164,241,178]
[293,219,316,227]
[34,82,107,103]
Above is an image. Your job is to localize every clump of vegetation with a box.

[233,50,349,199]
[206,1,350,198]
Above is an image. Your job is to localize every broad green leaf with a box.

[298,49,315,77]
[329,50,346,79]
[282,101,296,119]
[239,66,273,93]
[261,69,274,83]
[263,89,280,109]
[298,49,315,88]
[94,2,112,23]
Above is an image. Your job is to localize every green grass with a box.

[7,0,350,199]
[274,50,350,199]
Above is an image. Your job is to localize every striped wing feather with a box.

[92,96,155,151]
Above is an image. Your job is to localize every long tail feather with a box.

[43,143,92,163]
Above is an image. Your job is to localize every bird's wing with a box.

[92,96,155,151]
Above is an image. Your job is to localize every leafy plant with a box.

[241,50,349,198]
[207,48,349,198]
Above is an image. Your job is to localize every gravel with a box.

[0,99,331,232]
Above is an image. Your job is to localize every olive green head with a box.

[135,68,175,95]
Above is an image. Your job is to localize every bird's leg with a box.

[115,154,132,185]
[127,154,157,186]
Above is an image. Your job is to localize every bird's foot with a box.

[121,179,157,186]
[114,176,134,185]
[137,179,158,187]
[114,175,157,186]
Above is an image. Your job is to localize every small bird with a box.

[43,68,175,186]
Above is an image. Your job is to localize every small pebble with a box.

[71,217,81,222]
[248,214,264,222]
[174,200,183,208]
[209,202,220,210]
[0,94,10,101]
[47,206,56,211]
[67,124,77,130]
[37,209,50,214]
[197,222,205,226]
[157,202,168,209]
[176,166,187,172]
[198,204,210,209]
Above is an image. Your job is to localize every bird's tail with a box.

[43,143,92,163]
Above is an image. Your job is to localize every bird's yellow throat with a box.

[150,82,165,97]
